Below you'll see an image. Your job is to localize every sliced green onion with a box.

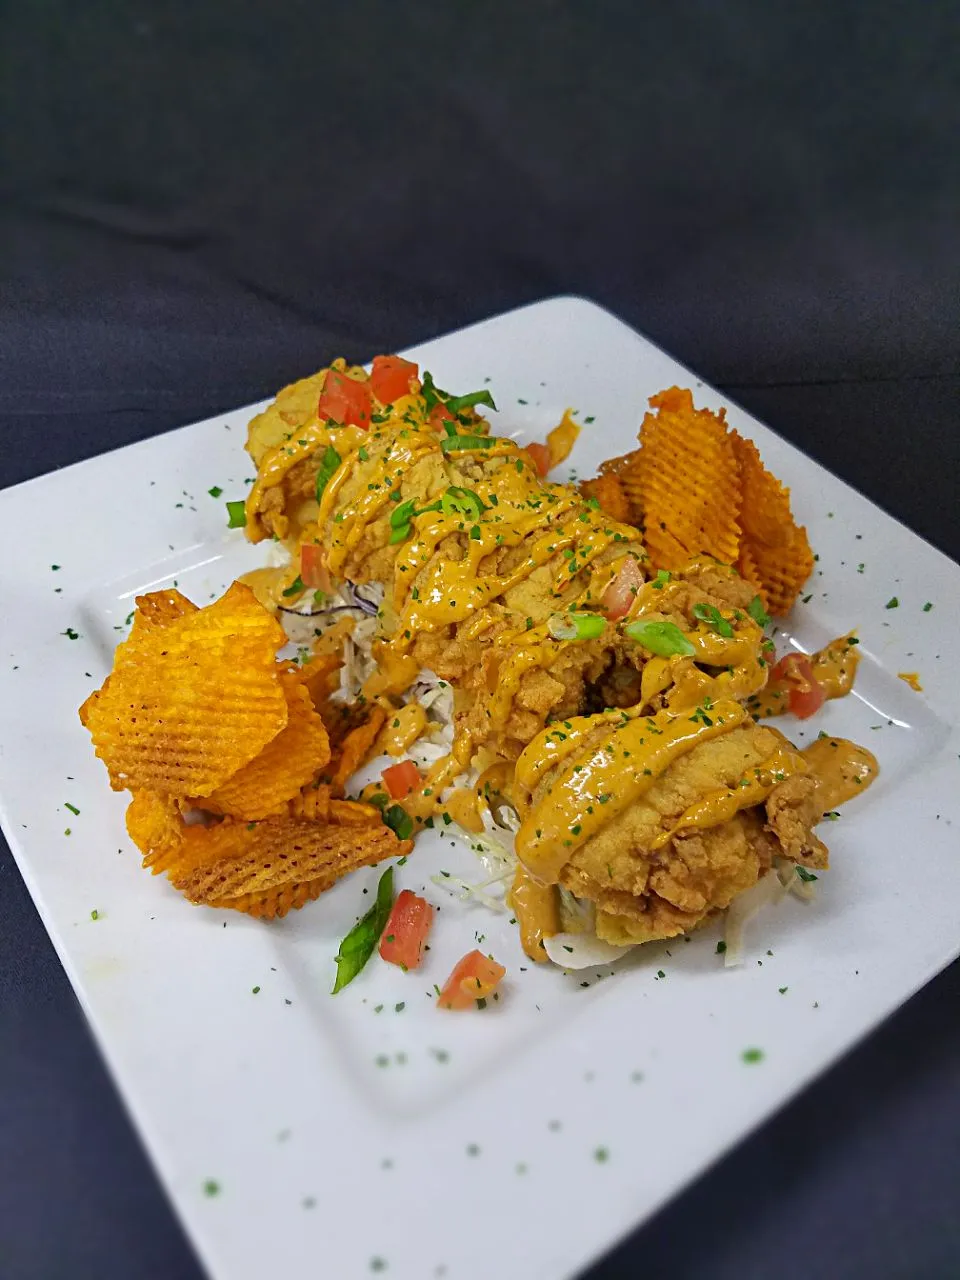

[625,619,696,658]
[384,803,414,841]
[281,575,304,597]
[420,370,449,413]
[440,434,496,453]
[444,389,498,414]
[692,602,734,638]
[314,445,342,501]
[651,570,671,590]
[440,486,485,520]
[548,612,606,642]
[390,499,418,530]
[225,500,247,528]
[747,595,771,628]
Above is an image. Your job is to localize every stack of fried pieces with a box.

[80,583,411,918]
[580,387,814,615]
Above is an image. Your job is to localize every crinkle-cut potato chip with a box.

[579,474,634,526]
[203,669,331,819]
[617,455,646,527]
[746,528,815,617]
[126,790,186,874]
[297,652,343,710]
[638,386,741,570]
[288,782,332,822]
[82,583,289,797]
[328,705,388,794]
[730,431,796,549]
[170,816,409,910]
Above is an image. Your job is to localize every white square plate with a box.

[1,297,958,1280]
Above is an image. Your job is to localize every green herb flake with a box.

[795,865,818,882]
[886,596,899,609]
[716,940,727,954]
[741,1047,765,1064]
[203,1179,220,1197]
[923,601,933,612]
[747,595,771,628]
[594,1146,610,1163]
[281,576,304,598]
[331,867,395,994]
[90,908,100,921]
[207,485,223,498]
[65,802,80,816]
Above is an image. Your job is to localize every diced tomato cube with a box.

[429,401,458,432]
[525,442,551,477]
[601,556,645,619]
[379,891,434,971]
[770,653,827,719]
[318,370,374,428]
[370,354,418,405]
[437,949,506,1009]
[382,759,420,801]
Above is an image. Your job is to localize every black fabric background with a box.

[1,3,958,1278]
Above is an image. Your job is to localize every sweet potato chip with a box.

[82,583,289,797]
[579,474,634,525]
[730,432,795,549]
[203,669,331,819]
[638,387,741,570]
[170,815,409,908]
[745,528,815,617]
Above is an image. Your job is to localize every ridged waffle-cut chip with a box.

[638,387,741,570]
[127,589,198,645]
[328,704,388,793]
[598,446,642,479]
[579,474,634,525]
[82,583,289,797]
[126,790,185,874]
[746,528,815,617]
[730,432,795,548]
[203,669,331,819]
[170,816,409,909]
[731,430,813,614]
[736,543,768,611]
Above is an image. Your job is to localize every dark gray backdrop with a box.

[1,3,958,1277]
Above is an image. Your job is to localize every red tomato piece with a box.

[771,653,827,719]
[317,371,373,428]
[601,556,646,619]
[370,354,418,404]
[525,442,552,477]
[379,891,434,971]
[437,949,506,1010]
[429,401,458,432]
[382,759,420,801]
[300,543,332,593]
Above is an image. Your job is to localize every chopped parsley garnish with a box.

[207,485,223,498]
[885,596,899,609]
[747,594,771,628]
[923,601,933,612]
[795,865,818,882]
[314,445,342,501]
[625,619,695,658]
[331,867,394,994]
[741,1047,765,1064]
[65,802,80,816]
